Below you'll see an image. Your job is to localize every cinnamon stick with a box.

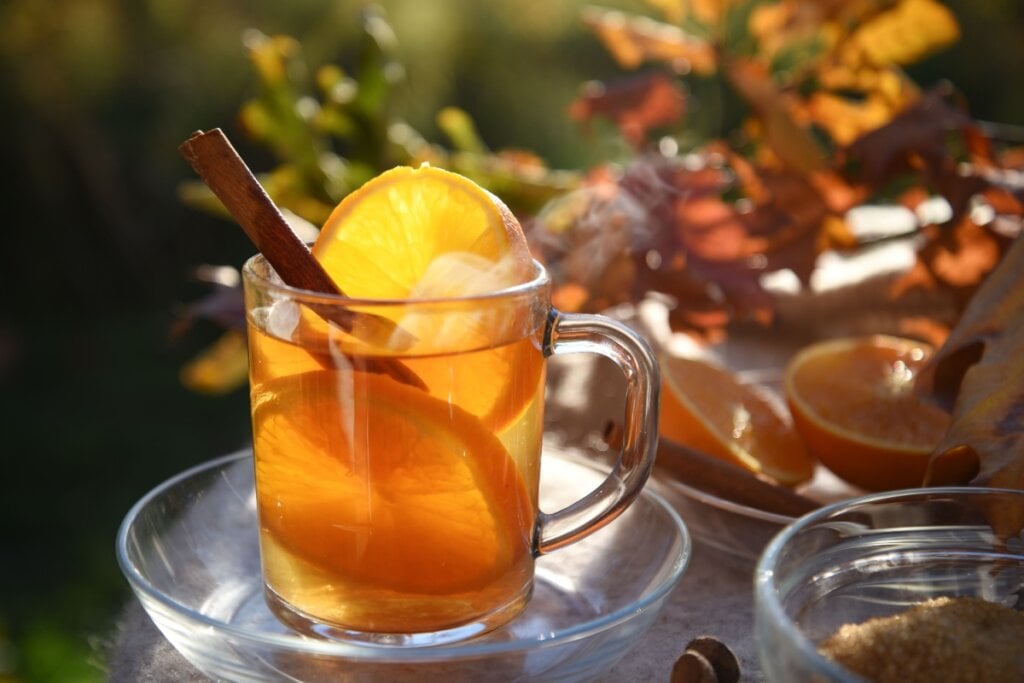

[603,421,818,517]
[654,438,819,517]
[179,128,425,390]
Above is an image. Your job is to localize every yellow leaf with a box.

[643,0,686,24]
[843,0,960,68]
[244,31,301,84]
[806,92,898,146]
[181,330,249,395]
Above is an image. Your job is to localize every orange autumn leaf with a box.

[890,218,1010,313]
[916,235,1024,494]
[806,92,899,147]
[569,72,687,148]
[724,59,826,173]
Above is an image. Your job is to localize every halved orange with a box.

[782,335,976,491]
[252,369,535,594]
[659,354,815,487]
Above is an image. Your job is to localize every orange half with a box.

[783,335,975,491]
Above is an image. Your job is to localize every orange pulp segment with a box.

[659,354,815,487]
[252,369,535,594]
[782,335,974,491]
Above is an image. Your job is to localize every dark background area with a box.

[0,0,1021,679]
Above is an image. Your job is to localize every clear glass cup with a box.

[242,255,659,646]
[755,487,1024,681]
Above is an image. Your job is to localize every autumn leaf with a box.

[581,6,717,74]
[723,58,826,173]
[841,87,977,202]
[180,330,250,395]
[839,0,959,69]
[568,72,687,148]
[916,235,1024,497]
[805,91,900,147]
[643,0,685,24]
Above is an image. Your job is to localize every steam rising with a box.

[408,252,525,299]
[527,155,702,287]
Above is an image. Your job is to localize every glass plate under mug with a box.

[116,448,690,682]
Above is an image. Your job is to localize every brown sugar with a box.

[818,596,1024,683]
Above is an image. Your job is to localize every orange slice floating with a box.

[305,164,542,432]
[252,370,535,594]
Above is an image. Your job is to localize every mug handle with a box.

[535,308,660,554]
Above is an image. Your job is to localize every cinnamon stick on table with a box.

[654,438,819,517]
[179,128,425,390]
[604,421,818,517]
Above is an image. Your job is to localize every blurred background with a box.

[0,0,1021,679]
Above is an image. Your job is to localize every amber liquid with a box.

[247,304,545,638]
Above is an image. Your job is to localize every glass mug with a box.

[242,254,659,646]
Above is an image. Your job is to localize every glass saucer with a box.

[116,448,690,682]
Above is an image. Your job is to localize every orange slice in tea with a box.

[659,354,815,487]
[783,335,975,491]
[252,370,535,594]
[312,163,532,300]
[310,164,541,431]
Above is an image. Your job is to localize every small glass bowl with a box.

[754,487,1024,681]
[117,449,690,682]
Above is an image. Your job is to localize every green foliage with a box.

[178,6,580,229]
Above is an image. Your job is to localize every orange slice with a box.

[311,163,532,300]
[307,164,542,432]
[659,354,815,487]
[783,335,975,491]
[252,369,535,594]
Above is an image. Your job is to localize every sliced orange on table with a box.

[783,335,975,491]
[659,354,815,487]
[252,370,534,594]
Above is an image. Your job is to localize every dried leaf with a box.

[173,269,246,336]
[724,59,826,173]
[568,73,687,148]
[581,7,717,74]
[805,92,898,147]
[917,235,1024,492]
[180,330,250,395]
[643,0,686,24]
[840,0,959,69]
[891,219,1008,309]
[841,87,977,208]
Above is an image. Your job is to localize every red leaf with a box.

[569,73,686,148]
